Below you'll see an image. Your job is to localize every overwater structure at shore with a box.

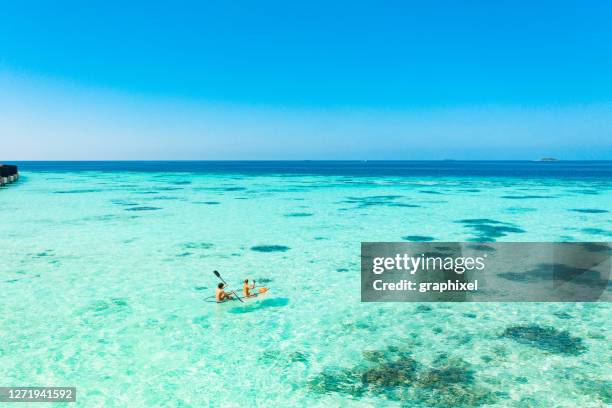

[0,164,19,187]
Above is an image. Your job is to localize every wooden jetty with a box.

[0,164,19,187]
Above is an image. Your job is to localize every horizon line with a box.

[5,159,612,163]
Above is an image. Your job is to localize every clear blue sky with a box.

[1,1,611,159]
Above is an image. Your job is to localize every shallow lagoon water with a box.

[1,162,611,407]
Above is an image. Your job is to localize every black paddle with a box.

[213,270,244,303]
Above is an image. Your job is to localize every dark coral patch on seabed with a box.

[54,189,104,194]
[387,203,420,208]
[308,347,496,407]
[506,207,537,213]
[182,242,214,250]
[341,195,416,209]
[465,244,496,252]
[157,187,183,191]
[501,325,586,355]
[569,208,609,214]
[111,199,139,206]
[456,218,525,241]
[501,195,554,199]
[124,206,162,211]
[581,228,612,237]
[402,235,435,242]
[498,261,609,288]
[458,218,507,225]
[147,195,179,200]
[251,245,290,252]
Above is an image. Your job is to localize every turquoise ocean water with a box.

[1,162,610,407]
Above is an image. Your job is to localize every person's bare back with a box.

[215,283,232,302]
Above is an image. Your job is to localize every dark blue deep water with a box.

[9,160,612,178]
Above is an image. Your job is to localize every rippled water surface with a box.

[1,162,610,407]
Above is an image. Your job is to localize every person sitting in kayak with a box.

[243,279,256,297]
[215,283,233,302]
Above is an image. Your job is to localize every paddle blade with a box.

[213,270,228,286]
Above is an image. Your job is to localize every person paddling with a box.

[215,283,233,303]
[243,279,256,297]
